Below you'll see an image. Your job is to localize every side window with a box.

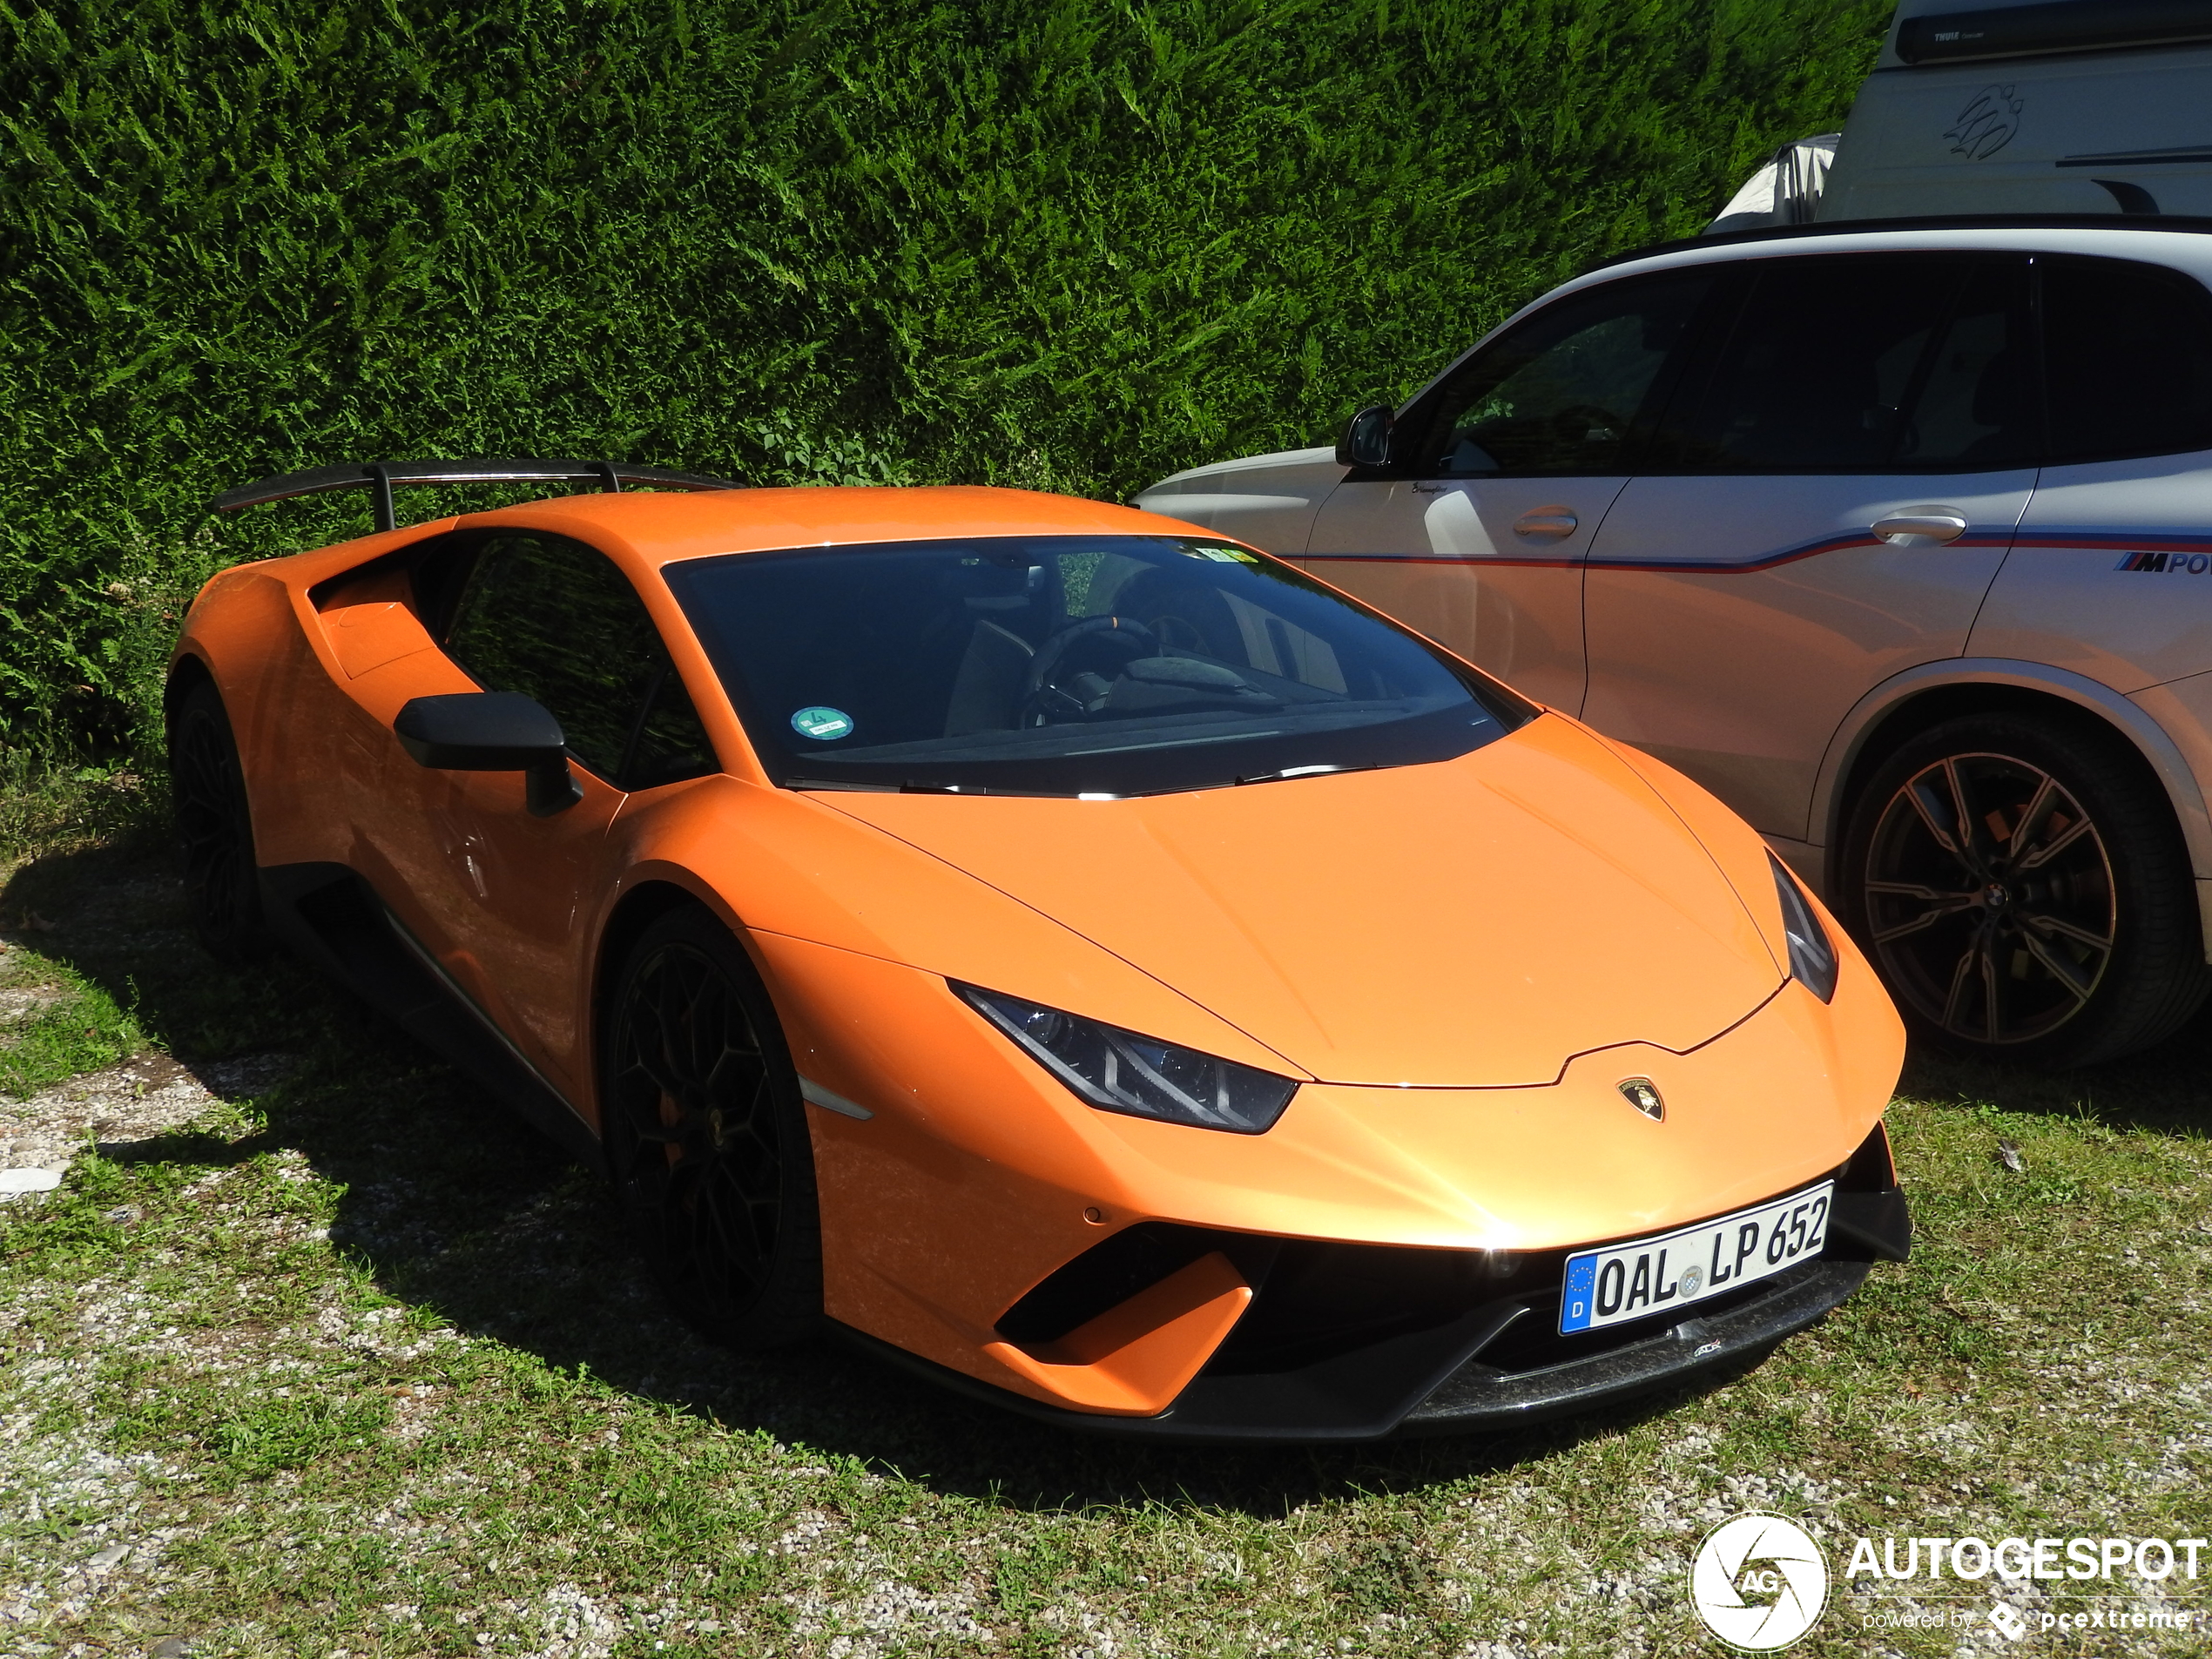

[442,534,718,790]
[1411,270,1714,476]
[2043,257,2212,464]
[1656,255,2035,473]
[1892,260,2038,468]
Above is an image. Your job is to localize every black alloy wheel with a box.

[602,907,821,1348]
[1840,712,2211,1068]
[166,678,268,962]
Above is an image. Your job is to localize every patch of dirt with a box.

[5,873,192,962]
[0,1053,295,1180]
[0,988,64,1023]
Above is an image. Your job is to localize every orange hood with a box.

[818,714,1786,1086]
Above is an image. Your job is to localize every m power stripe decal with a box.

[1305,551,1585,569]
[1587,533,2014,576]
[2011,529,2212,555]
[1306,529,2014,575]
[1306,528,2212,575]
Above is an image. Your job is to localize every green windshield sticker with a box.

[791,705,854,741]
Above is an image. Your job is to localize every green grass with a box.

[0,965,143,1099]
[0,822,2209,1655]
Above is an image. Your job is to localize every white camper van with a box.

[1716,0,2212,228]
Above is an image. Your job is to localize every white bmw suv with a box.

[1135,219,2212,1067]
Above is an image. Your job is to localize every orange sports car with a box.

[169,459,1910,1440]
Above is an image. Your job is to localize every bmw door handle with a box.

[1512,508,1578,541]
[1871,510,1968,546]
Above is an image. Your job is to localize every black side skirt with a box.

[258,862,600,1164]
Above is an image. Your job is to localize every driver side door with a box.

[1303,267,1717,711]
[351,531,720,1099]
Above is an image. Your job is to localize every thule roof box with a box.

[1894,0,2212,68]
[214,458,743,534]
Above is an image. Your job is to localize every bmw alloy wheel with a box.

[1843,711,2212,1066]
[1860,750,2114,1047]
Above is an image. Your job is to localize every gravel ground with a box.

[0,1054,293,1186]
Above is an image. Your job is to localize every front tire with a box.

[1838,711,2211,1068]
[601,907,822,1348]
[166,677,269,963]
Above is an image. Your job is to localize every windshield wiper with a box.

[1233,763,1382,787]
[786,777,995,795]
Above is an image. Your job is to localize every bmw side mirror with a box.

[394,691,583,817]
[1335,403,1396,468]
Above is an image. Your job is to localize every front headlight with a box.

[1770,853,1838,1002]
[954,982,1298,1134]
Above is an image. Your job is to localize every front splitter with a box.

[833,1253,1877,1445]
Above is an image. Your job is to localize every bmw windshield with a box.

[666,535,1529,796]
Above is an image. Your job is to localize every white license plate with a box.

[1559,1183,1833,1334]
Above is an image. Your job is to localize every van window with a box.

[2043,258,2212,465]
[1656,254,2035,472]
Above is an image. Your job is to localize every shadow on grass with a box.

[10,830,2195,1516]
[1896,1015,2212,1136]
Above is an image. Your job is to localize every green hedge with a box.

[0,0,1891,753]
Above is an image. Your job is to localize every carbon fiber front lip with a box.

[1394,1258,1871,1434]
[832,1254,1878,1445]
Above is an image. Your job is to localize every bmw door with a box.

[1303,268,1716,713]
[1581,252,2040,850]
[1971,253,2212,694]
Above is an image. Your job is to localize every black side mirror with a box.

[1335,403,1397,468]
[394,692,583,818]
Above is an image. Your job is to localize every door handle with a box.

[1871,511,1968,546]
[1512,508,1578,541]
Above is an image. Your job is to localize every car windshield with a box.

[665,535,1527,797]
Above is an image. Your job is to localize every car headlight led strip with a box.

[955,983,1298,1134]
[1769,853,1838,1002]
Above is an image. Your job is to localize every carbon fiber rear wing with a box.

[212,458,744,534]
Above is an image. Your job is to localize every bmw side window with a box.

[1410,271,1715,475]
[2042,257,2212,464]
[1655,254,2034,472]
[442,534,718,789]
[1892,260,2038,468]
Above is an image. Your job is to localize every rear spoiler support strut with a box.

[213,458,744,533]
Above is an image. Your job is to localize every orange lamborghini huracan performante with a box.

[170,460,1910,1440]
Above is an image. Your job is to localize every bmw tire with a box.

[1839,711,2211,1068]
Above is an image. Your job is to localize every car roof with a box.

[1581,214,2212,280]
[455,484,1194,572]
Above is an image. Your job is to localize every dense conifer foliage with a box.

[0,0,1888,750]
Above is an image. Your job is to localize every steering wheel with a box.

[1111,574,1239,658]
[1550,402,1624,447]
[1019,615,1158,725]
